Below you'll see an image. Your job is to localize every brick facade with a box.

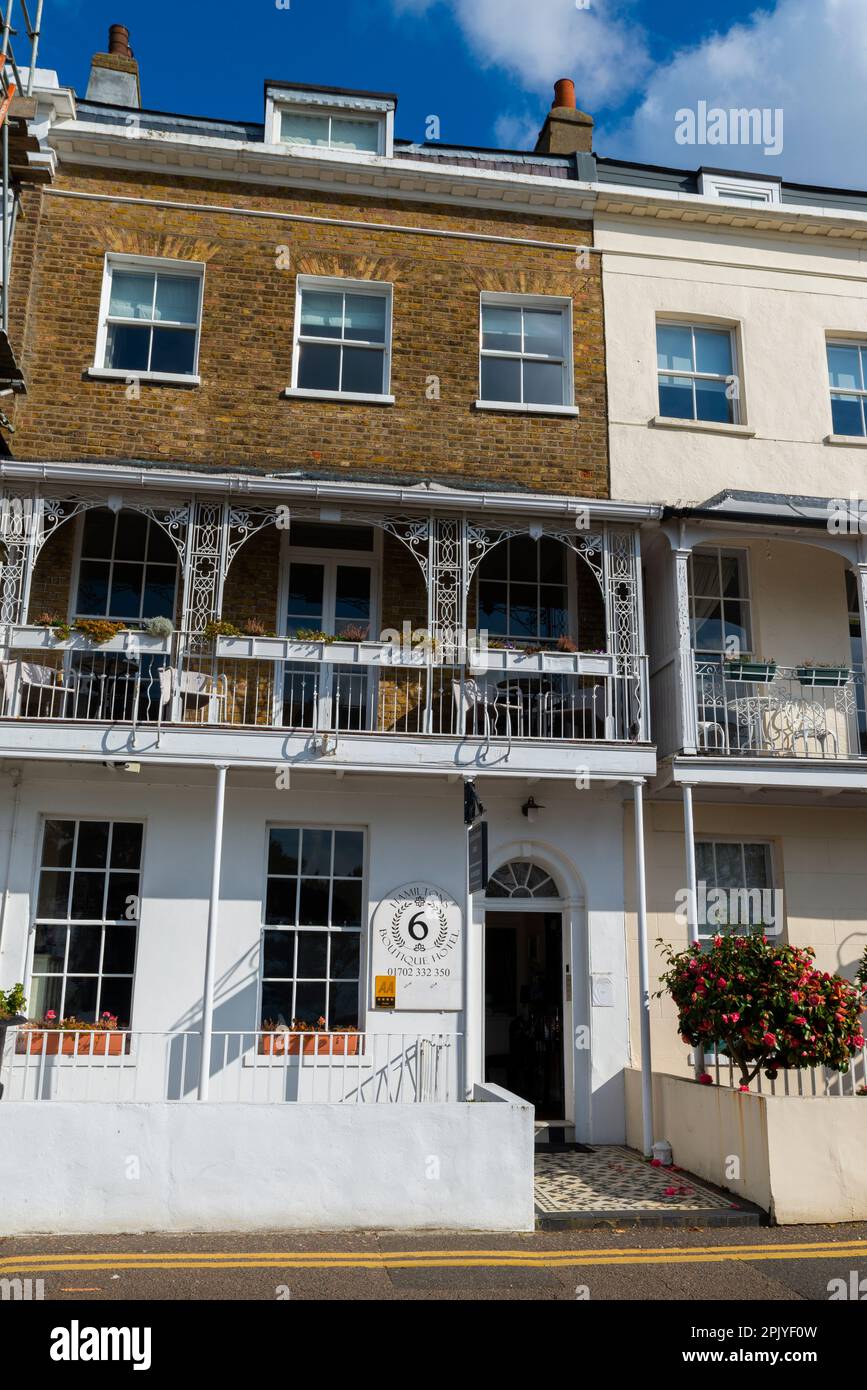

[8,165,609,497]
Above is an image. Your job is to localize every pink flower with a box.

[650,1158,662,1167]
[663,1186,678,1196]
[45,1010,56,1021]
[738,1085,749,1093]
[762,1033,777,1047]
[698,1073,713,1086]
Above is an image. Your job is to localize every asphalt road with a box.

[3,1224,867,1301]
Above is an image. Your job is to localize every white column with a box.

[853,557,867,680]
[198,763,228,1101]
[633,780,654,1156]
[682,782,705,1078]
[674,545,698,754]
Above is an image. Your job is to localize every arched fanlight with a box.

[486,860,560,899]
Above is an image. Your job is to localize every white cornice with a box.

[43,117,867,242]
[46,119,595,219]
[595,184,867,242]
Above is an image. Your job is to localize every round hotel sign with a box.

[371,882,462,1011]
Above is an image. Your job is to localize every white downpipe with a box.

[682,782,705,1078]
[633,780,654,1156]
[198,763,228,1101]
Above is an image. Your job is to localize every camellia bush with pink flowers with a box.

[657,935,867,1089]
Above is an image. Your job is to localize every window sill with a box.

[650,415,755,438]
[86,367,201,388]
[474,400,580,418]
[825,434,867,447]
[283,387,395,406]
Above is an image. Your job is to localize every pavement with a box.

[3,1225,867,1301]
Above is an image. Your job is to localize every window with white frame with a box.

[827,340,867,437]
[30,819,142,1025]
[656,321,738,423]
[94,257,203,379]
[479,295,573,408]
[694,839,775,938]
[279,108,382,153]
[261,827,363,1028]
[291,278,392,399]
[689,547,752,655]
[74,508,178,621]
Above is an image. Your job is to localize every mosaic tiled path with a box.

[535,1146,762,1228]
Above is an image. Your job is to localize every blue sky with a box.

[46,0,867,187]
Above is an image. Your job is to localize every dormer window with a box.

[265,84,395,158]
[698,171,781,205]
[280,110,380,154]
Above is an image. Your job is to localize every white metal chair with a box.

[452,676,523,751]
[157,667,229,742]
[0,660,75,718]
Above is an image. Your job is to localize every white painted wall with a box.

[599,217,867,505]
[0,763,634,1142]
[625,1068,867,1224]
[0,1093,535,1234]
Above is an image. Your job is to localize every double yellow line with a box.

[1,1238,866,1274]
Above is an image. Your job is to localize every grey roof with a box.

[72,95,867,210]
[664,490,845,527]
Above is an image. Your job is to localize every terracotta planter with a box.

[258,1032,362,1057]
[16,1030,128,1056]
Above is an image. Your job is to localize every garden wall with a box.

[0,1086,534,1234]
[625,1067,867,1223]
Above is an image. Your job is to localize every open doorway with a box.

[484,910,565,1118]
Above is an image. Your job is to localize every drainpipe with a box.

[198,763,228,1101]
[633,780,654,1155]
[682,782,704,1077]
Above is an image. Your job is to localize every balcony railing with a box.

[0,1029,461,1104]
[0,630,648,745]
[693,656,867,760]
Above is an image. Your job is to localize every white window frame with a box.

[826,336,867,440]
[688,545,752,656]
[89,253,205,387]
[693,836,779,941]
[265,87,394,158]
[656,318,741,426]
[698,172,781,205]
[285,275,394,405]
[28,816,145,1027]
[476,292,578,417]
[259,823,367,1031]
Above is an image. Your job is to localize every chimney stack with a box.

[534,78,593,156]
[86,24,141,109]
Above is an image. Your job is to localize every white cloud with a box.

[394,0,866,187]
[401,0,651,109]
[599,0,867,185]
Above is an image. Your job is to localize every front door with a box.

[484,911,564,1118]
[280,547,376,730]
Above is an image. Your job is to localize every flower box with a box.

[258,1031,362,1057]
[469,649,612,676]
[215,635,399,666]
[16,1030,129,1056]
[795,666,851,688]
[9,627,170,656]
[724,661,777,683]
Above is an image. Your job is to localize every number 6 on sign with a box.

[371,883,463,1010]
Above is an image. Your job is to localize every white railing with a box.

[0,631,649,744]
[693,655,866,760]
[0,1029,462,1104]
[708,1044,867,1097]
